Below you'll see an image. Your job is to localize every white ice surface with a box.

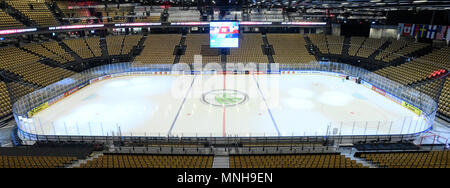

[19,74,429,137]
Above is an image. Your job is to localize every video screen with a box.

[210,22,239,48]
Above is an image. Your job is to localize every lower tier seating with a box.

[78,154,214,168]
[356,150,450,168]
[230,154,364,168]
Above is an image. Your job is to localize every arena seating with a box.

[22,43,69,64]
[229,154,364,168]
[375,39,408,61]
[414,80,443,101]
[5,81,36,103]
[227,34,267,64]
[413,77,450,118]
[106,35,124,56]
[0,46,74,86]
[347,36,366,56]
[356,38,387,58]
[326,35,345,55]
[106,35,143,56]
[0,82,12,117]
[356,151,450,168]
[438,80,450,117]
[62,38,95,59]
[5,0,58,26]
[78,154,214,168]
[55,1,91,24]
[168,9,201,22]
[381,41,429,62]
[375,47,450,85]
[0,10,23,28]
[134,15,161,23]
[41,41,75,62]
[135,34,180,64]
[180,34,221,64]
[98,5,132,23]
[0,143,95,168]
[121,35,143,55]
[84,37,102,57]
[266,34,316,64]
[307,34,328,54]
[0,155,76,168]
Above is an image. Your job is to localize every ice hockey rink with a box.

[20,73,430,138]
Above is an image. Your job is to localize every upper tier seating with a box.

[98,5,132,23]
[0,10,23,28]
[56,1,91,24]
[6,0,58,26]
[167,9,200,22]
[134,15,161,23]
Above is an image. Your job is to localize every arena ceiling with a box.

[90,0,450,10]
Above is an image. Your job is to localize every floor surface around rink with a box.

[23,73,426,137]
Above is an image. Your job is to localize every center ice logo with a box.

[215,93,242,105]
[202,89,248,107]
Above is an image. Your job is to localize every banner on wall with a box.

[447,26,450,41]
[397,23,404,36]
[426,25,437,39]
[371,85,386,96]
[402,24,412,36]
[401,101,422,116]
[28,102,49,117]
[418,24,428,38]
[435,25,447,40]
[398,23,450,40]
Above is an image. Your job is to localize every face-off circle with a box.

[202,89,249,107]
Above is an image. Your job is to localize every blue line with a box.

[252,75,281,136]
[167,75,197,135]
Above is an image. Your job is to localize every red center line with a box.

[222,72,226,137]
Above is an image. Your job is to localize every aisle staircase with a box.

[66,151,104,168]
[341,36,351,56]
[338,147,377,168]
[212,154,230,168]
[368,40,391,60]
